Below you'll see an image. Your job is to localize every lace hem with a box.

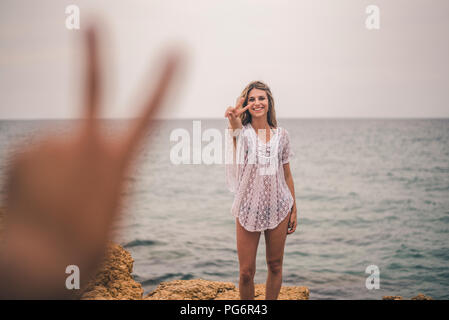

[232,194,294,232]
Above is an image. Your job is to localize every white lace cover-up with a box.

[225,123,294,232]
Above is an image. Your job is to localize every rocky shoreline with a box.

[0,208,435,300]
[80,243,310,300]
[80,243,144,300]
[81,243,433,300]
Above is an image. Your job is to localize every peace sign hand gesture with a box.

[224,97,253,130]
[0,25,181,299]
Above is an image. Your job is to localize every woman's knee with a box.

[239,266,256,283]
[267,258,283,275]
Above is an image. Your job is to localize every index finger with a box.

[235,103,251,116]
[83,26,101,129]
[120,52,181,167]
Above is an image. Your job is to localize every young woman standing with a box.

[225,81,298,300]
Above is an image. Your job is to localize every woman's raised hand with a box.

[0,25,181,299]
[224,97,252,130]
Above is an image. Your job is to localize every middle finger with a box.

[235,96,244,109]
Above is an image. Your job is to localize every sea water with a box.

[0,118,448,299]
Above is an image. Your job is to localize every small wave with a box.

[297,217,318,225]
[394,244,425,259]
[436,214,449,223]
[124,239,164,248]
[387,262,405,270]
[194,259,233,268]
[140,272,195,286]
[433,166,449,173]
[429,248,449,260]
[203,271,231,277]
[342,205,363,212]
[303,194,342,202]
[289,250,310,257]
[424,185,449,192]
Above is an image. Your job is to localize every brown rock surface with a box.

[382,296,404,300]
[145,279,237,300]
[144,279,310,300]
[382,293,433,300]
[80,243,143,300]
[411,293,433,300]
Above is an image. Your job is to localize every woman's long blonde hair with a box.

[239,81,277,128]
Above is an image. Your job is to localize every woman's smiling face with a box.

[247,88,269,119]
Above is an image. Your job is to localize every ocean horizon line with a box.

[1,117,448,121]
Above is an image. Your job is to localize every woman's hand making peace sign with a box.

[0,25,181,299]
[224,97,253,130]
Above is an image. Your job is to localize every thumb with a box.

[228,108,237,119]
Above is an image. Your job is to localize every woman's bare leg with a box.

[236,218,261,300]
[264,213,290,300]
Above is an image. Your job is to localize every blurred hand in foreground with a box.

[0,25,181,299]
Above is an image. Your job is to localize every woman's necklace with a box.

[255,127,276,159]
[254,127,279,176]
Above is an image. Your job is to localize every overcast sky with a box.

[0,0,448,119]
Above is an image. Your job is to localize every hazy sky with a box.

[0,0,448,119]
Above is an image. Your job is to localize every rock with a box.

[144,279,236,300]
[382,296,404,300]
[411,293,433,300]
[80,243,143,300]
[144,279,309,300]
[382,293,433,300]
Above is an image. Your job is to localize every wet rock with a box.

[382,293,433,300]
[80,243,143,300]
[144,279,310,300]
[382,296,404,300]
[411,293,433,300]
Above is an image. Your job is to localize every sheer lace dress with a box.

[225,123,294,232]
